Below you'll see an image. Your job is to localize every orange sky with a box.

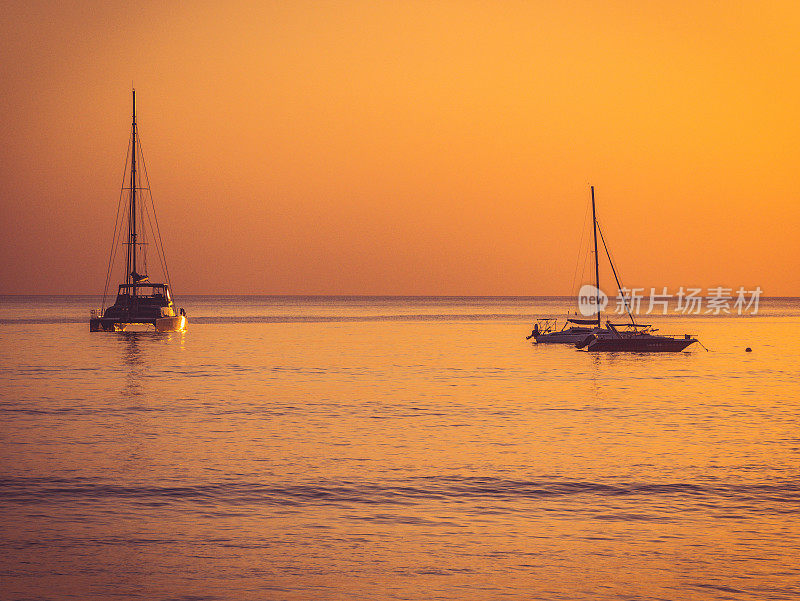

[1,1,799,295]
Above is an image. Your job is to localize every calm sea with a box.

[1,296,799,600]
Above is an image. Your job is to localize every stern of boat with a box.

[154,315,187,333]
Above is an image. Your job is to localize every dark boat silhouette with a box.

[575,324,697,352]
[572,186,697,352]
[90,91,186,333]
[529,317,606,344]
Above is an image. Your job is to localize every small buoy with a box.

[745,347,752,352]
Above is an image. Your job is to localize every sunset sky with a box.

[2,1,799,295]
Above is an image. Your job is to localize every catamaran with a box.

[90,91,186,333]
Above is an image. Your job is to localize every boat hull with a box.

[155,315,187,332]
[535,329,594,343]
[583,337,696,352]
[90,315,186,333]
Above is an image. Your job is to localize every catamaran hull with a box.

[90,315,186,332]
[155,315,186,332]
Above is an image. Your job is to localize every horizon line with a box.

[2,293,799,300]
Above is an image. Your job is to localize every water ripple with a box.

[1,476,798,510]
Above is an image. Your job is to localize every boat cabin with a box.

[113,283,172,305]
[103,282,177,320]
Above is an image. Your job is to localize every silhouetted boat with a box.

[530,186,612,345]
[528,317,606,344]
[90,91,186,333]
[573,186,697,352]
[576,323,697,352]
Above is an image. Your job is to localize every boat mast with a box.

[591,185,601,328]
[127,89,138,293]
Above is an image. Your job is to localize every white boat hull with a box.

[155,315,187,332]
[90,315,186,332]
[534,327,604,344]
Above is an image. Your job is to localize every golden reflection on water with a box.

[1,303,799,600]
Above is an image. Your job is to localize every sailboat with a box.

[528,317,606,344]
[90,91,187,333]
[529,186,611,344]
[574,186,697,352]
